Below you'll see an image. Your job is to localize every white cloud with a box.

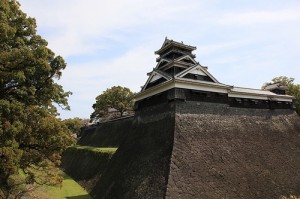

[57,41,159,118]
[17,0,300,118]
[196,40,253,57]
[219,10,300,25]
[57,42,157,118]
[19,0,195,57]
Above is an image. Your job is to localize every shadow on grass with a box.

[60,172,72,180]
[66,194,92,199]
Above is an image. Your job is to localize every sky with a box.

[18,0,300,119]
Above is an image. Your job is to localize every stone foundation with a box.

[66,101,300,199]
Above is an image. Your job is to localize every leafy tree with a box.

[90,86,134,122]
[0,0,74,197]
[63,117,89,137]
[263,76,300,115]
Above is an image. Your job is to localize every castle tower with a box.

[135,38,294,111]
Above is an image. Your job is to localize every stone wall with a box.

[90,102,175,199]
[166,101,300,199]
[63,100,300,199]
[61,147,115,192]
[78,116,134,147]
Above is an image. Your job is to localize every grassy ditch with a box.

[34,145,118,198]
[61,145,118,192]
[29,171,92,199]
[11,168,92,199]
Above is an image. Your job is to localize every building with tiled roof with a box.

[135,38,294,110]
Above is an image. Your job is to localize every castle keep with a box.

[63,39,300,199]
[135,38,294,110]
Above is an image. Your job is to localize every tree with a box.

[63,117,89,137]
[263,76,300,115]
[0,0,74,197]
[90,86,134,122]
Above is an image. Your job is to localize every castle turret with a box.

[154,38,199,77]
[263,82,288,95]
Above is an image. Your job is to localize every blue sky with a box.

[18,0,300,119]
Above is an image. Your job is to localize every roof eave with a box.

[134,79,174,101]
[155,42,197,55]
[229,90,295,100]
[175,78,233,89]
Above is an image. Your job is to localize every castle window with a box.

[251,99,259,104]
[235,98,242,103]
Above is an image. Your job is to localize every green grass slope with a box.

[28,171,92,199]
[61,146,117,193]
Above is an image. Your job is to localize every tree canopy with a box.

[63,117,89,137]
[90,86,134,122]
[263,76,300,115]
[0,0,74,197]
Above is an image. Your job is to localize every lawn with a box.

[70,145,117,154]
[69,145,118,155]
[38,145,117,198]
[28,171,92,199]
[20,145,117,199]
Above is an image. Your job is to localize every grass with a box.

[69,145,117,154]
[16,159,93,199]
[18,145,116,198]
[28,171,92,199]
[44,172,92,199]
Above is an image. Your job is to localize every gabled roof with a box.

[155,38,196,55]
[160,38,171,48]
[155,58,170,69]
[175,65,220,83]
[175,77,231,88]
[158,60,193,71]
[263,82,288,91]
[175,55,197,65]
[154,69,172,80]
[141,69,171,91]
